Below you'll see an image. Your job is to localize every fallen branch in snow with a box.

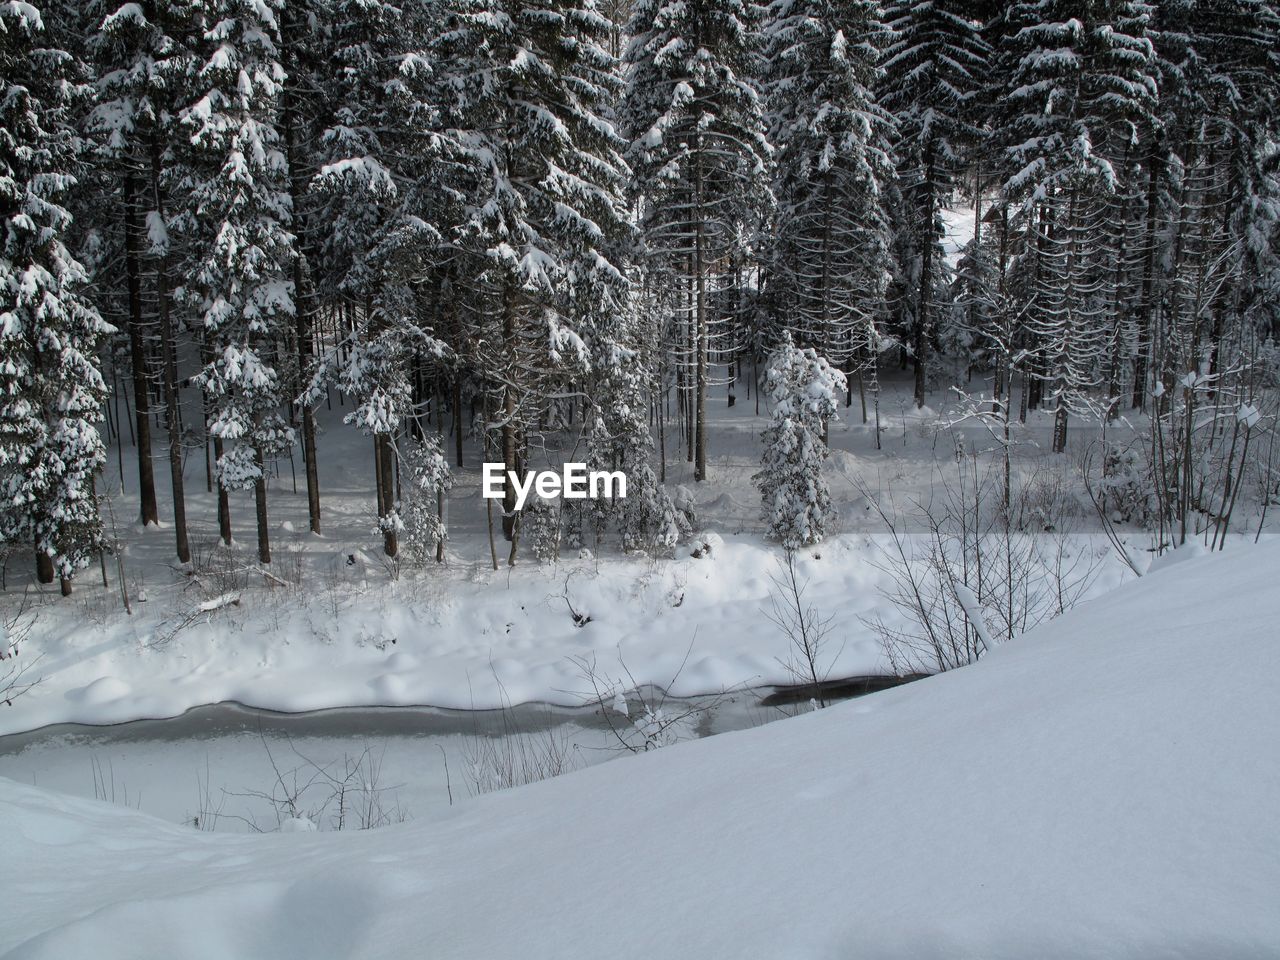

[256,566,290,589]
[197,593,241,613]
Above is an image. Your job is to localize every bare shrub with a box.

[764,549,842,707]
[209,735,410,832]
[569,643,730,752]
[1,588,39,706]
[461,716,580,796]
[860,455,1102,675]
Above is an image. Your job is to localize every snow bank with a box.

[3,541,1277,958]
[2,533,1127,736]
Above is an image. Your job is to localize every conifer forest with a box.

[3,0,1277,588]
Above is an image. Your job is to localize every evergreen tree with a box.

[754,332,844,548]
[0,0,113,592]
[173,0,297,563]
[435,0,632,560]
[621,0,772,481]
[993,0,1158,451]
[400,433,453,564]
[589,340,681,553]
[880,0,989,407]
[312,0,450,557]
[764,0,896,380]
[89,0,196,560]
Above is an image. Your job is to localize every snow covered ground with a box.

[4,540,1278,959]
[0,375,1165,737]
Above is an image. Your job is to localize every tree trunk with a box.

[35,542,54,584]
[453,378,464,468]
[151,130,190,564]
[378,432,397,557]
[436,489,446,563]
[282,82,322,534]
[254,446,271,565]
[501,285,519,545]
[214,436,231,545]
[694,160,708,481]
[123,169,158,526]
[914,147,935,410]
[1132,150,1161,411]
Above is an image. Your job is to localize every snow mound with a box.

[2,542,1278,958]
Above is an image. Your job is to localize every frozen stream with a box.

[0,690,796,833]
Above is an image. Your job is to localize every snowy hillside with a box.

[4,541,1277,959]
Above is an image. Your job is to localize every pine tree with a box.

[173,0,297,563]
[89,0,197,560]
[435,0,632,560]
[589,340,681,553]
[0,1,113,592]
[993,0,1158,451]
[754,332,844,548]
[278,0,326,536]
[311,0,449,557]
[400,433,453,564]
[764,0,896,381]
[880,0,990,407]
[622,0,772,481]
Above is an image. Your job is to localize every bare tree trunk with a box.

[214,436,231,545]
[35,540,54,584]
[378,432,397,557]
[453,378,464,468]
[694,156,708,481]
[150,131,190,564]
[123,169,158,526]
[501,284,519,547]
[914,145,935,410]
[282,85,322,535]
[253,445,271,564]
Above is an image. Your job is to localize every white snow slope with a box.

[3,542,1278,959]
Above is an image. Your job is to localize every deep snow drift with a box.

[3,541,1277,959]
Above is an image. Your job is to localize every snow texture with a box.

[2,541,1278,958]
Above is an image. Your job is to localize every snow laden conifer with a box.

[754,333,845,549]
[621,0,772,482]
[0,1,113,593]
[88,0,196,562]
[400,433,453,565]
[433,0,632,559]
[764,0,896,373]
[588,342,681,554]
[880,0,990,408]
[174,0,297,564]
[992,0,1158,452]
[311,0,451,558]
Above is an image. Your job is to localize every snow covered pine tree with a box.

[175,0,298,564]
[622,0,772,481]
[434,0,632,561]
[0,1,113,594]
[754,333,845,549]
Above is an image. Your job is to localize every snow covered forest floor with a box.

[0,374,1193,737]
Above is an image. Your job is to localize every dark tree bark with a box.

[281,64,322,535]
[253,445,271,564]
[151,131,190,563]
[123,170,158,526]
